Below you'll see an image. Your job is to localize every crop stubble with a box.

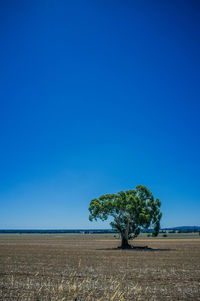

[0,235,199,300]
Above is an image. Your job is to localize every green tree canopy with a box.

[89,185,162,248]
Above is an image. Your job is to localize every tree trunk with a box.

[121,235,131,249]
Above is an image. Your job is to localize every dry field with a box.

[0,234,200,300]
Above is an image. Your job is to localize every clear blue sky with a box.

[0,0,199,229]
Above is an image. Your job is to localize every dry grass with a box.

[0,235,200,300]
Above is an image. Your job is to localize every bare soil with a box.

[0,234,199,300]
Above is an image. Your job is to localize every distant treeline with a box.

[0,229,117,234]
[0,226,199,234]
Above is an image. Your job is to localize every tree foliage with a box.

[89,185,162,248]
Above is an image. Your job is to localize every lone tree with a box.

[89,185,162,249]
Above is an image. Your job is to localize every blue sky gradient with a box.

[0,0,200,229]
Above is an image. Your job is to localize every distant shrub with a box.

[163,234,167,237]
[147,234,151,237]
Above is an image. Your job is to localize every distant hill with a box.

[162,226,200,231]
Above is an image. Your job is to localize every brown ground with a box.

[0,234,200,300]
